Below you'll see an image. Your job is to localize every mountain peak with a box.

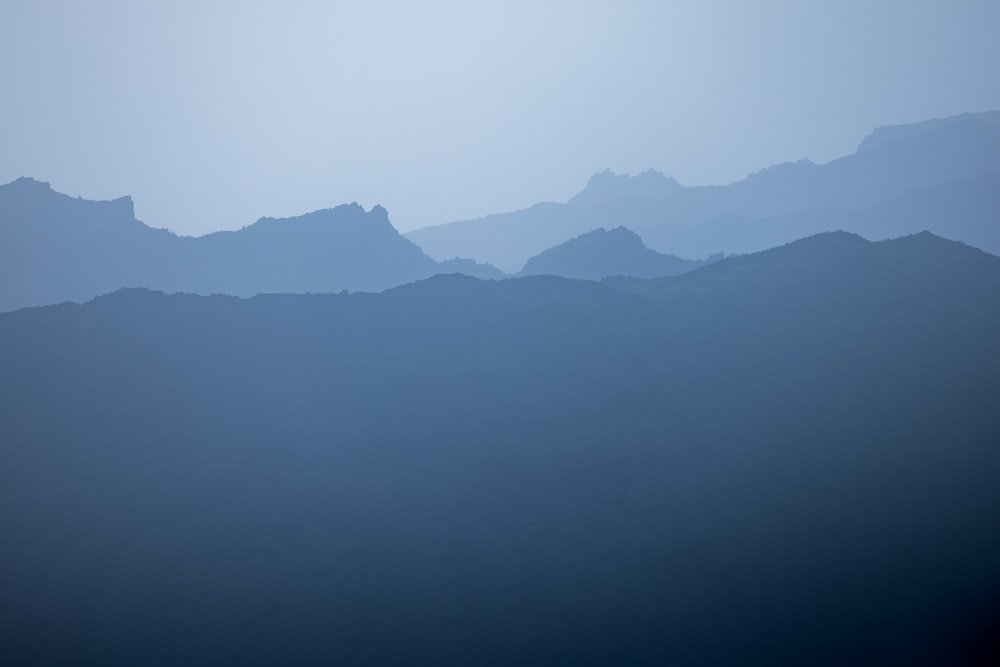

[578,226,647,250]
[568,169,681,208]
[520,225,703,279]
[0,177,135,221]
[5,176,53,192]
[246,202,396,233]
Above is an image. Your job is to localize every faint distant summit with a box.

[520,226,710,279]
[568,169,681,208]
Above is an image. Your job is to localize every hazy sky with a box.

[2,1,998,235]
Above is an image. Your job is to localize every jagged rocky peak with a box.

[367,204,394,228]
[568,168,681,208]
[318,202,392,226]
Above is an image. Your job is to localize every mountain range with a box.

[407,110,1000,270]
[4,110,1000,663]
[2,231,999,665]
[0,177,501,312]
[4,110,998,310]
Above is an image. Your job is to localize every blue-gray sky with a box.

[2,1,998,235]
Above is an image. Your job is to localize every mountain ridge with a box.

[405,110,1000,270]
[0,178,503,312]
[567,168,682,208]
[520,225,712,279]
[638,172,1000,258]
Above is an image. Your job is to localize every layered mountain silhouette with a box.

[3,231,999,666]
[520,225,714,279]
[406,110,1000,270]
[0,177,502,312]
[640,171,1000,258]
[7,111,997,308]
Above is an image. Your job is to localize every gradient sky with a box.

[2,1,999,235]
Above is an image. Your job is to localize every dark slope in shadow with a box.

[2,232,999,665]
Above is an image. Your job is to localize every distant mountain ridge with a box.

[639,172,1000,258]
[567,169,681,208]
[0,177,502,312]
[856,109,1000,152]
[6,110,999,309]
[520,226,713,279]
[406,110,1000,270]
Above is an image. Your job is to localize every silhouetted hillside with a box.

[406,110,1000,269]
[2,232,998,666]
[520,226,711,279]
[0,178,504,311]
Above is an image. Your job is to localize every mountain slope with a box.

[520,226,710,279]
[0,178,504,312]
[2,232,999,665]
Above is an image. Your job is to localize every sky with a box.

[2,1,999,235]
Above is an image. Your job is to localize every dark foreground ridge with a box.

[2,232,999,665]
